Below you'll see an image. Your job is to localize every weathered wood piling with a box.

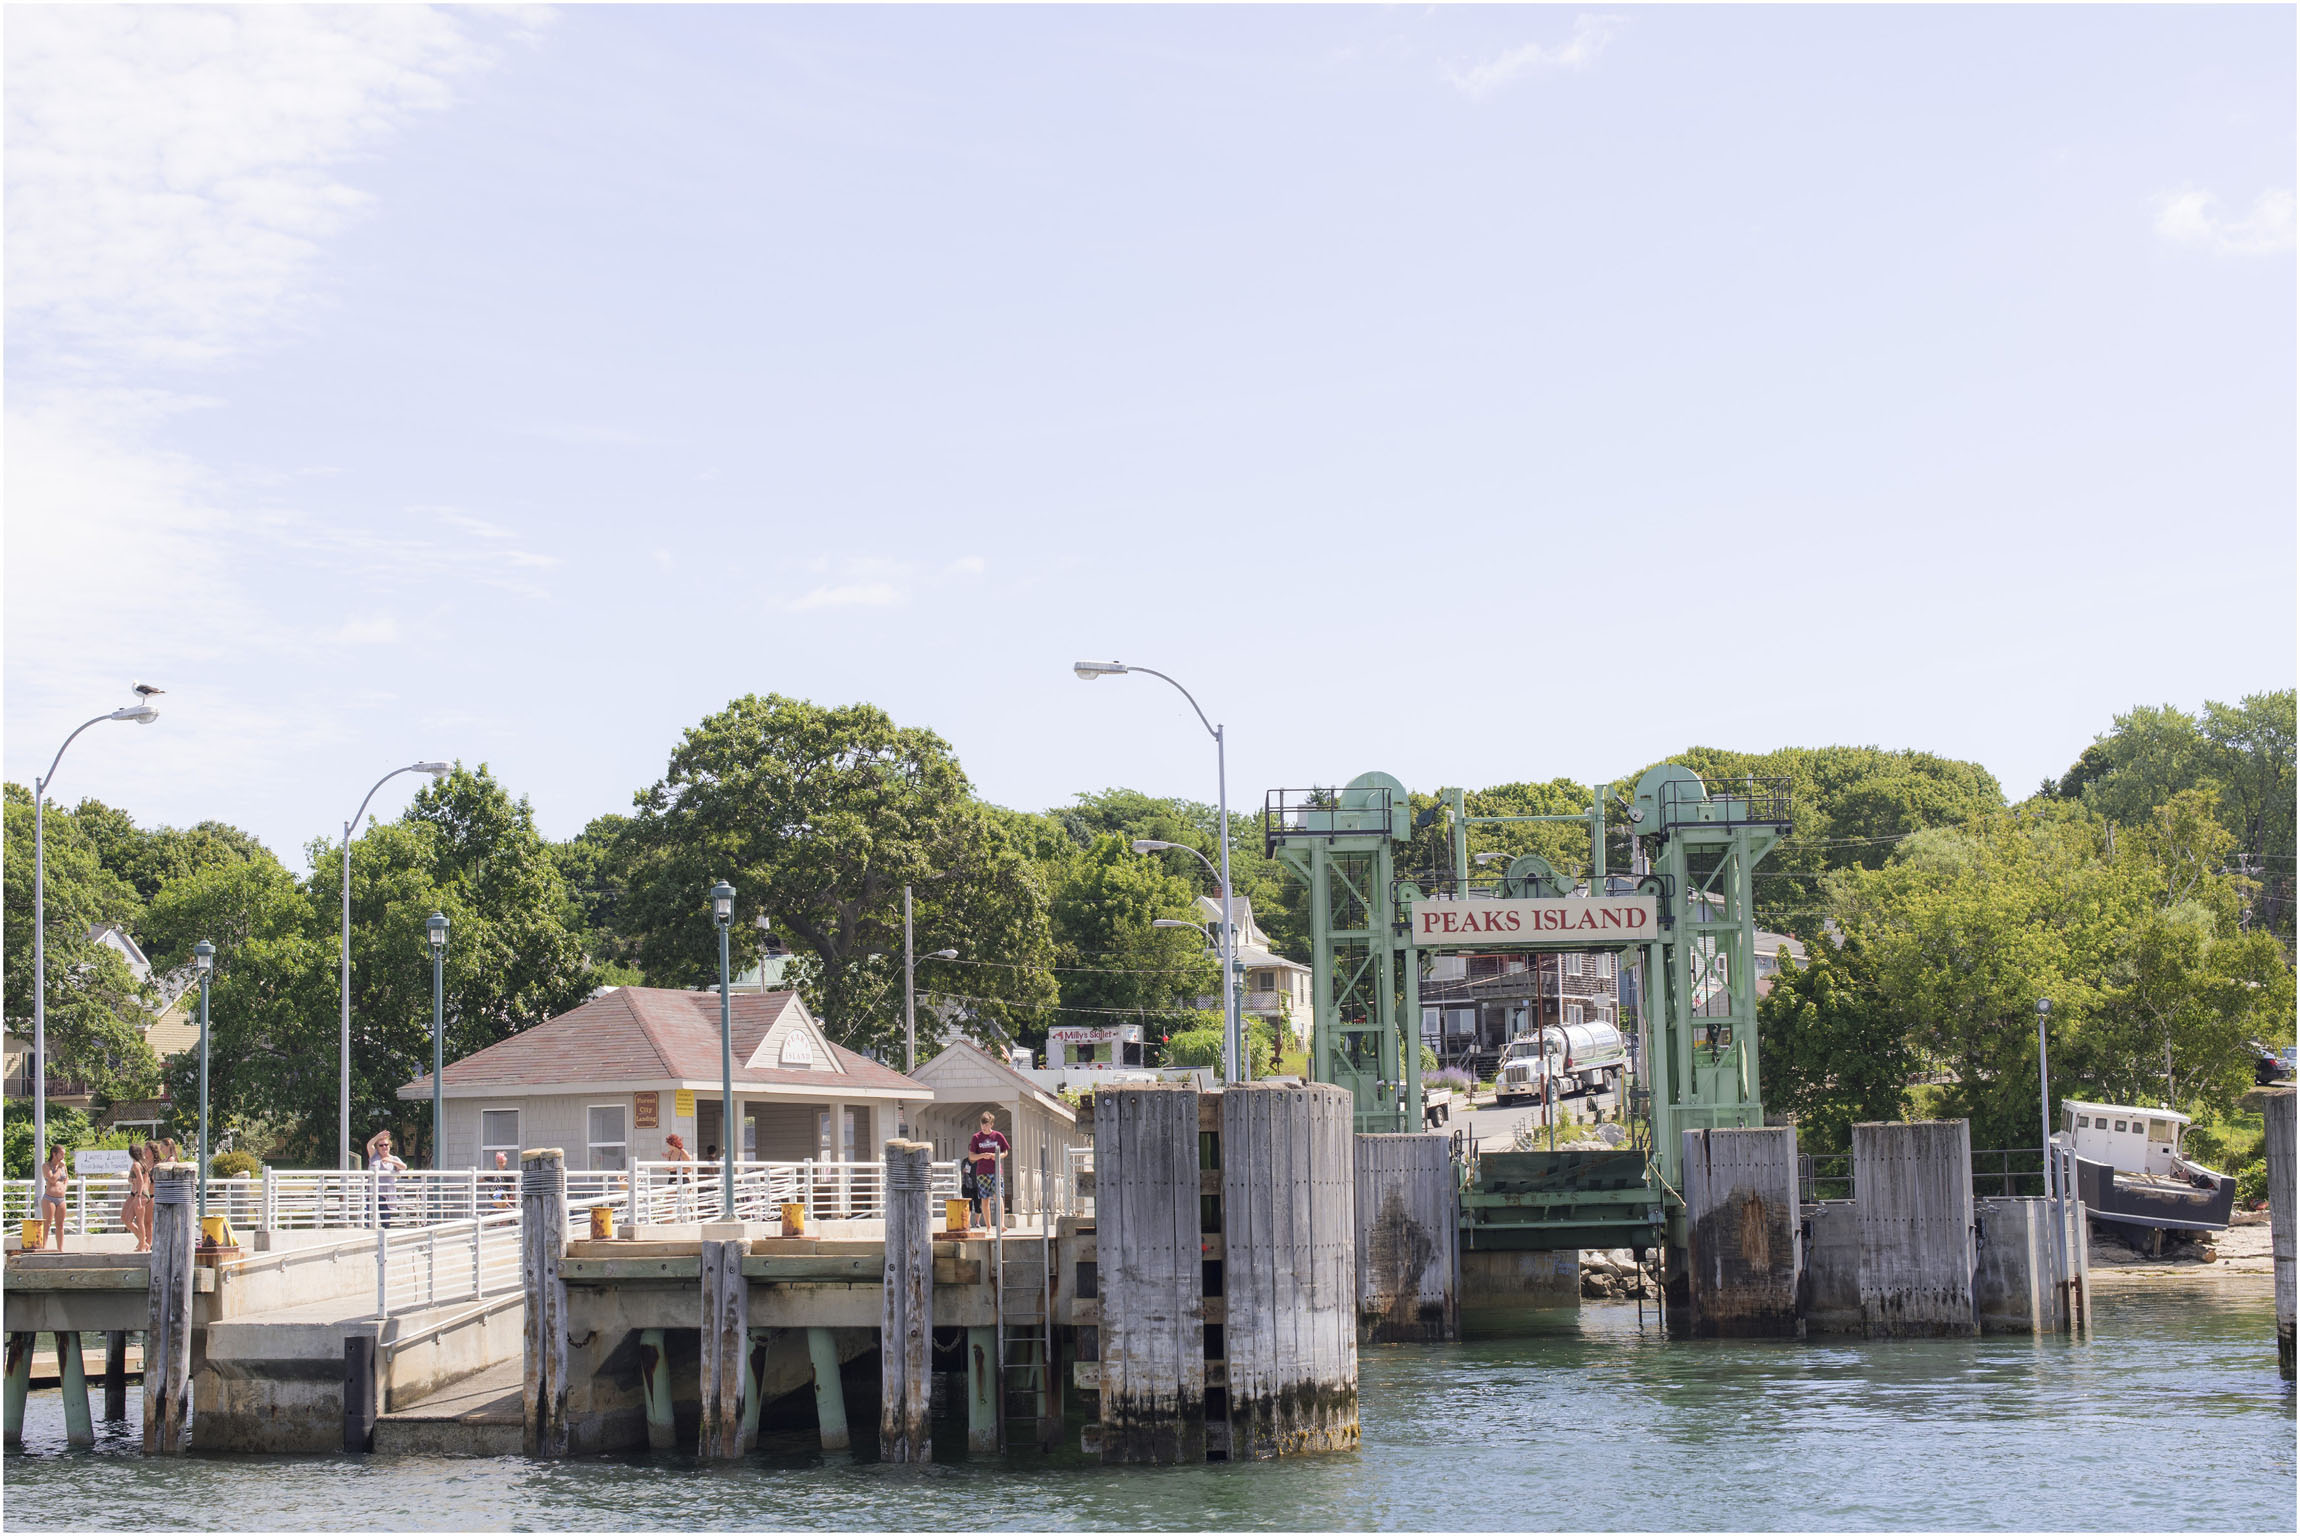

[880,1138,933,1462]
[2264,1086,2294,1380]
[1682,1126,1803,1338]
[698,1238,748,1459]
[1353,1132,1459,1343]
[1093,1084,1206,1464]
[1853,1120,1976,1338]
[103,1329,129,1422]
[1225,1083,1358,1458]
[2,1333,28,1449]
[805,1326,850,1450]
[145,1162,196,1454]
[521,1148,571,1456]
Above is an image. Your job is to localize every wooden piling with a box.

[639,1328,674,1451]
[145,1162,196,1454]
[2263,1087,2294,1380]
[1353,1132,1459,1343]
[880,1138,933,1462]
[103,1330,128,1421]
[806,1327,850,1450]
[1682,1126,1803,1338]
[521,1148,571,1457]
[698,1238,748,1460]
[1853,1120,1977,1338]
[1095,1084,1206,1465]
[3,1333,30,1449]
[1221,1082,1358,1459]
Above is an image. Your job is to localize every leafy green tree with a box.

[1048,834,1217,1042]
[2053,692,2296,941]
[1052,788,1308,962]
[622,696,1055,1058]
[547,813,644,978]
[66,797,274,909]
[2,785,159,1107]
[1755,932,1910,1154]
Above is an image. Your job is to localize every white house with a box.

[1193,894,1312,1045]
[395,986,932,1172]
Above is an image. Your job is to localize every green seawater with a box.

[6,1278,2292,1531]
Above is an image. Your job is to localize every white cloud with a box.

[2154,189,2296,256]
[1446,15,1620,102]
[326,617,401,646]
[789,582,904,613]
[5,5,528,371]
[947,555,987,577]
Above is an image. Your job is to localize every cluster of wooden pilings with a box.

[1675,1120,2091,1339]
[1077,1082,1359,1462]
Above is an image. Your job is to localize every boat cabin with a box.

[2061,1099,2188,1178]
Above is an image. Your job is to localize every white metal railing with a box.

[619,1159,960,1225]
[1060,1145,1094,1218]
[376,1208,523,1318]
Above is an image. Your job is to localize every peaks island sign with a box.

[1410,895,1658,948]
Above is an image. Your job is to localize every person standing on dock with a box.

[368,1131,406,1226]
[665,1133,695,1222]
[968,1112,1010,1231]
[39,1144,68,1250]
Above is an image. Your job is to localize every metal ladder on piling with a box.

[994,1144,1057,1451]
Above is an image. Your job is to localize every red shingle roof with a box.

[394,987,926,1098]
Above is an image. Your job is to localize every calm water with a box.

[7,1279,2293,1531]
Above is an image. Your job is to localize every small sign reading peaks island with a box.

[1411,895,1657,947]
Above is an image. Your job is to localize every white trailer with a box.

[1495,1021,1627,1106]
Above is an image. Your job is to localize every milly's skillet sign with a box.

[1409,896,1657,947]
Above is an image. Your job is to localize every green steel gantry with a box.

[1264,764,1790,1248]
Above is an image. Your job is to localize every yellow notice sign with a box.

[674,1089,696,1119]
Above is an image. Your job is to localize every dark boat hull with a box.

[2070,1154,2234,1234]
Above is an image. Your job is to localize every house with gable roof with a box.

[395,985,933,1172]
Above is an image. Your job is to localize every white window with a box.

[1603,954,1617,979]
[586,1104,628,1171]
[1565,953,1583,977]
[480,1109,521,1167]
[1567,1002,1584,1026]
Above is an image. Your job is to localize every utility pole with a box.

[904,886,917,1075]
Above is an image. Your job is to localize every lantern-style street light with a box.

[712,881,736,1218]
[427,914,450,1174]
[193,940,214,1225]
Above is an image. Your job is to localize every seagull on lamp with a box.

[133,683,166,699]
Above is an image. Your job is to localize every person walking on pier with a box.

[368,1131,407,1226]
[968,1112,1010,1231]
[38,1144,68,1250]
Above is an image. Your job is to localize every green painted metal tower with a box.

[1265,764,1791,1241]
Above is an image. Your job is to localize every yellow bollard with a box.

[780,1202,805,1238]
[589,1205,614,1240]
[945,1198,971,1233]
[21,1220,46,1249]
[199,1215,234,1248]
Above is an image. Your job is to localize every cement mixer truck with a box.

[1494,1020,1627,1106]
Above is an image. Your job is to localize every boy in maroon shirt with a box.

[968,1112,1011,1230]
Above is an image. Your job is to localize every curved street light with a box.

[712,880,736,1218]
[32,688,162,1177]
[1075,661,1241,1083]
[339,762,450,1171]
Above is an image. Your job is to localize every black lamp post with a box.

[712,881,736,1219]
[193,940,214,1226]
[427,913,449,1170]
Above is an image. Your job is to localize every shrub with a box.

[211,1150,261,1180]
[2236,1162,2270,1208]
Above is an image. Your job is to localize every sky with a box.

[6,4,2294,866]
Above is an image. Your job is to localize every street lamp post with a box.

[1075,661,1240,1084]
[340,762,450,1173]
[193,940,214,1226]
[712,881,736,1218]
[900,884,958,1076]
[1135,839,1246,1079]
[32,689,161,1179]
[427,914,449,1173]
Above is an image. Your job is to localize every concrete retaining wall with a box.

[1683,1126,1802,1338]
